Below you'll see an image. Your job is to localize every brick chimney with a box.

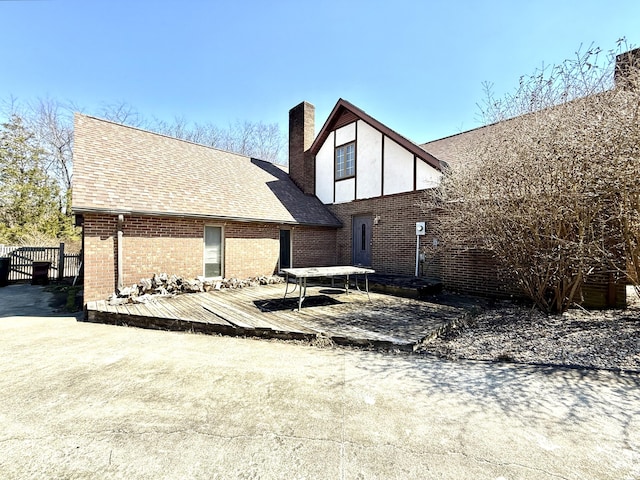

[614,47,640,88]
[289,101,315,195]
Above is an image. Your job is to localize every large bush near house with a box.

[424,43,640,313]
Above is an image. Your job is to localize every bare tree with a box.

[27,97,74,191]
[98,101,145,128]
[424,41,640,313]
[150,117,286,164]
[0,95,287,243]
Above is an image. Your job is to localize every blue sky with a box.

[1,0,639,144]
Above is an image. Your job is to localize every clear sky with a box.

[1,0,639,145]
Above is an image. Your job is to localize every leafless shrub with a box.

[424,41,640,313]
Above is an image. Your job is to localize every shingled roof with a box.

[72,114,341,227]
[420,122,501,169]
[420,128,480,168]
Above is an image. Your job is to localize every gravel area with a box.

[417,287,640,373]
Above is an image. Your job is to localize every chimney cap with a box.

[289,101,315,114]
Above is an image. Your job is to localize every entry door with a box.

[352,215,372,266]
[279,229,291,270]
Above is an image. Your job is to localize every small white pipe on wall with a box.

[415,235,421,277]
[117,214,124,291]
[415,221,426,277]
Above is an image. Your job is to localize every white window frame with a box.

[203,225,224,279]
[335,141,356,180]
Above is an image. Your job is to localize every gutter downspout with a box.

[117,214,124,292]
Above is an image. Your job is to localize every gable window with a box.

[335,142,355,179]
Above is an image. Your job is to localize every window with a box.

[204,226,223,278]
[335,142,355,179]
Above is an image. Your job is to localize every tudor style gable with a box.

[308,99,441,205]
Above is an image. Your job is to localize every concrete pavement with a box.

[1,284,639,479]
[0,283,63,317]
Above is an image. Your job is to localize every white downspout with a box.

[415,221,426,277]
[415,235,420,277]
[117,214,124,291]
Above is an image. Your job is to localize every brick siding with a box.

[329,191,521,298]
[581,271,627,309]
[292,227,337,267]
[83,199,624,308]
[82,213,117,305]
[329,191,625,306]
[224,223,280,279]
[330,191,436,275]
[82,213,338,303]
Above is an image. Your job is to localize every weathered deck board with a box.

[85,284,468,349]
[140,299,175,320]
[214,288,316,332]
[203,292,278,329]
[113,303,127,316]
[157,298,191,321]
[169,295,216,324]
[212,286,390,339]
[157,296,186,319]
[199,294,261,330]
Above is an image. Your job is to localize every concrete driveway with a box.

[1,285,639,479]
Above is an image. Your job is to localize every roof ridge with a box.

[310,98,441,170]
[339,99,430,148]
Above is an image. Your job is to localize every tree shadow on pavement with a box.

[344,351,640,448]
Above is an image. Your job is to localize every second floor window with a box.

[335,142,355,179]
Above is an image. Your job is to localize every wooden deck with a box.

[85,284,467,350]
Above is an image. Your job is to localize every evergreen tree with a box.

[0,114,67,243]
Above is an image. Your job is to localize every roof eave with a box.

[309,98,442,171]
[72,207,342,228]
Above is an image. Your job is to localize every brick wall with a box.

[436,246,520,298]
[329,191,429,275]
[328,191,624,306]
[122,216,204,287]
[82,213,117,304]
[224,223,280,278]
[332,190,614,303]
[289,102,315,195]
[292,226,337,267]
[581,271,627,309]
[82,214,338,303]
[84,208,624,308]
[329,191,520,298]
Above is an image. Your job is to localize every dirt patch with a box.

[417,293,640,373]
[44,283,82,312]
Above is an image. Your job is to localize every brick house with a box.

[289,99,625,307]
[288,99,512,297]
[72,114,340,303]
[288,100,441,275]
[75,85,629,307]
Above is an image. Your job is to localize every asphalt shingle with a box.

[72,114,341,227]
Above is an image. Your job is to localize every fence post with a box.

[58,242,65,281]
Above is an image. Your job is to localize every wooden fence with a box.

[0,244,81,282]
